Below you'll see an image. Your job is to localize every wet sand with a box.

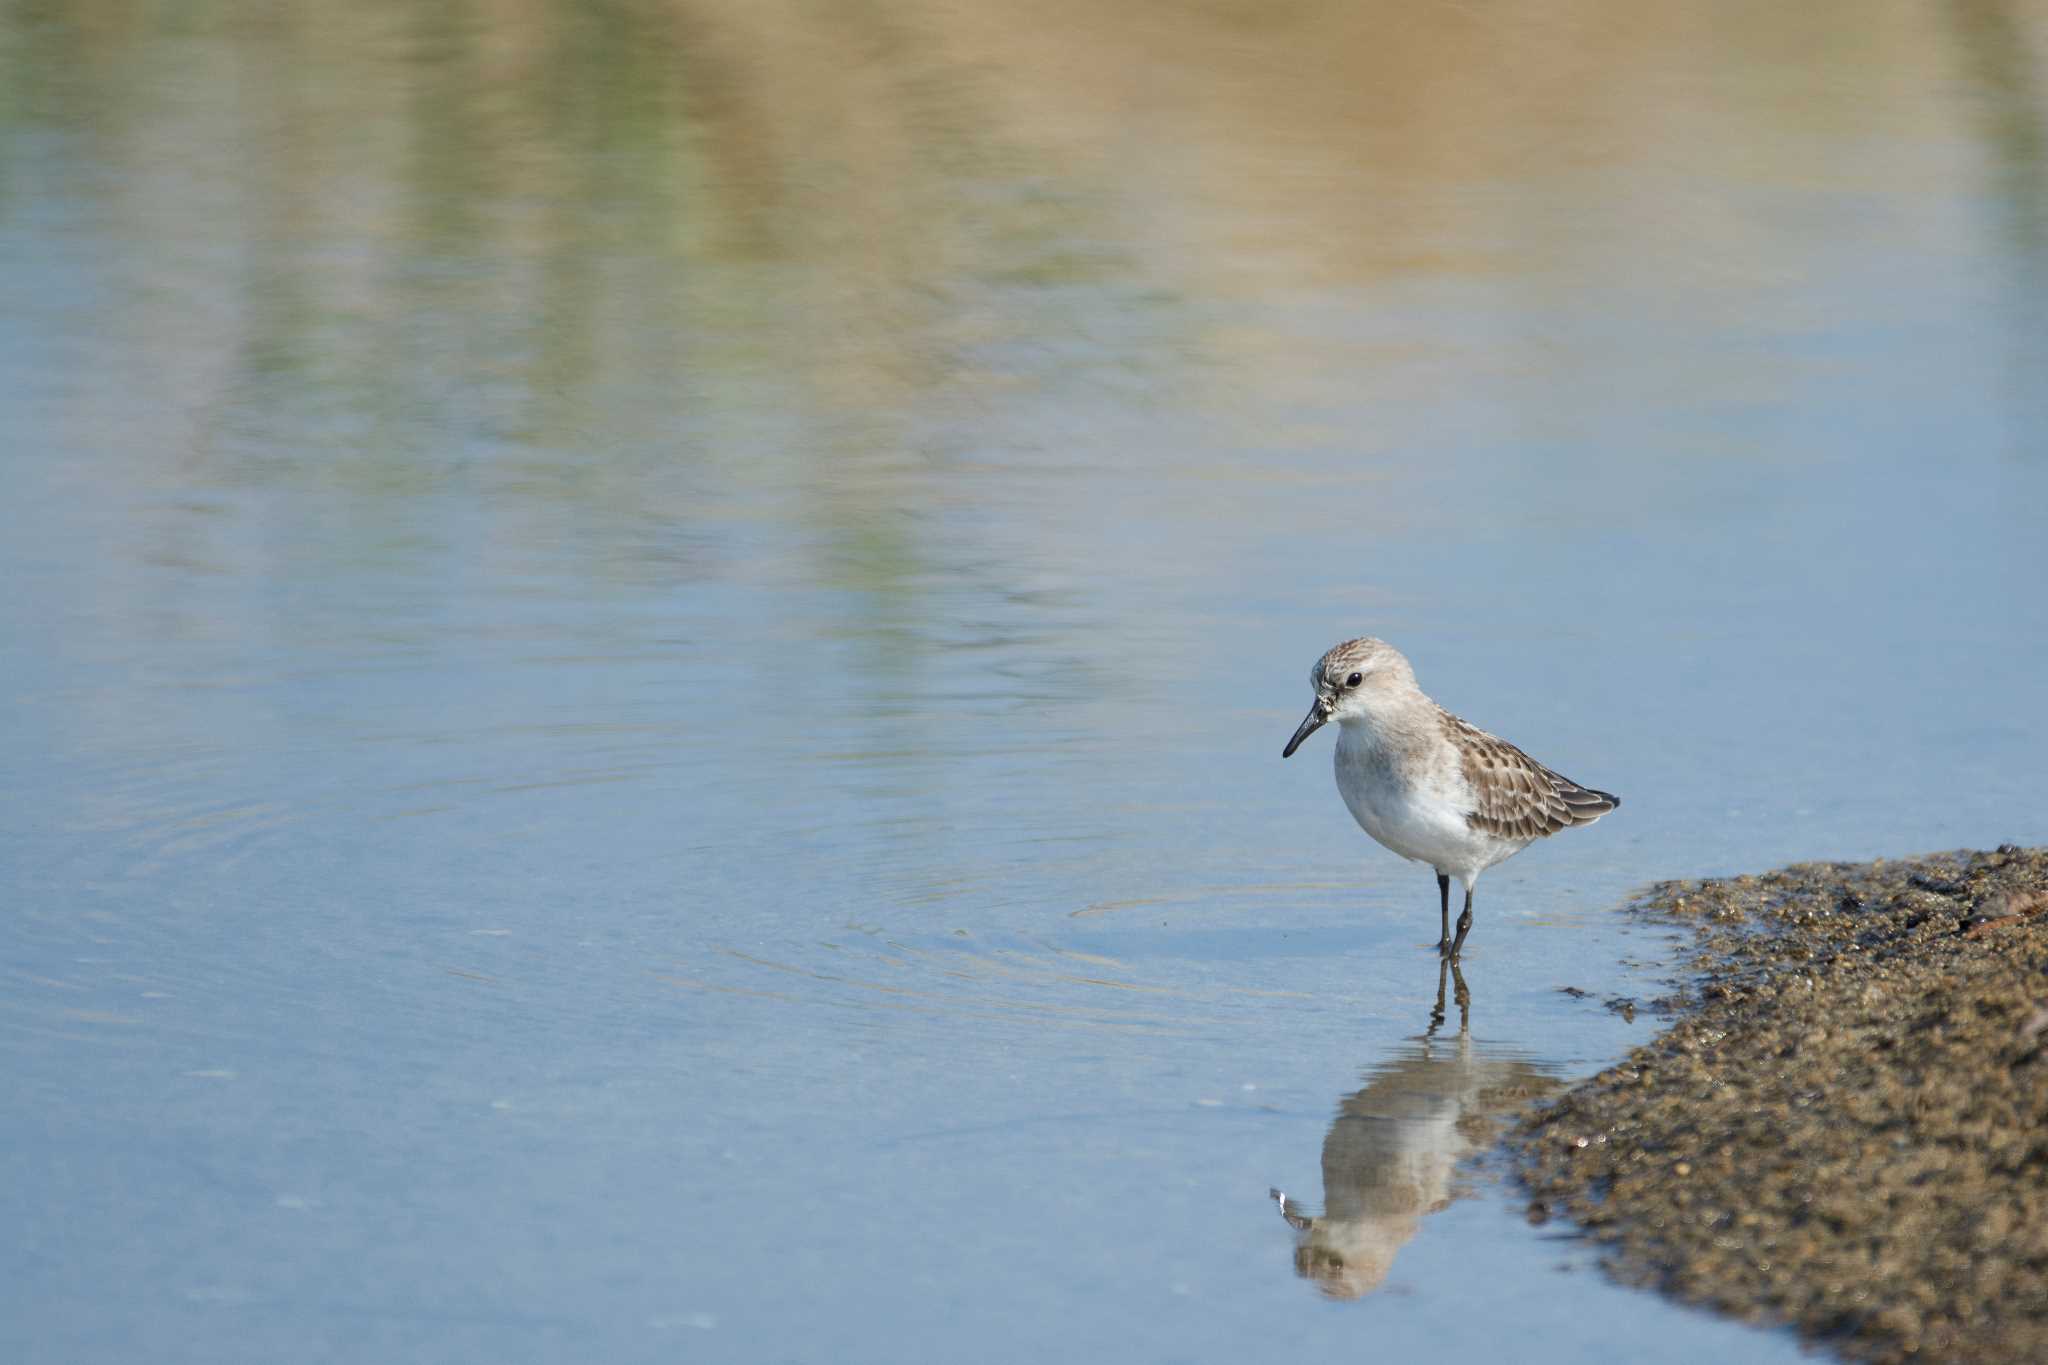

[1514,846,2048,1363]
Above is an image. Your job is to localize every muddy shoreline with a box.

[1512,846,2048,1363]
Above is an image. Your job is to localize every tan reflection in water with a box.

[1270,962,1562,1300]
[36,0,2047,452]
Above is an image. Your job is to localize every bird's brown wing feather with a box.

[1442,712,1620,842]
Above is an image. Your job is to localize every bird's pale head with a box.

[1282,637,1417,757]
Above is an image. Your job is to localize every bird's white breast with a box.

[1332,720,1516,881]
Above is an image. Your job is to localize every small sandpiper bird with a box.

[1282,637,1619,958]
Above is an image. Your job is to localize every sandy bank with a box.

[1514,846,2048,1362]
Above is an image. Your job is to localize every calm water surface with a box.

[5,3,2048,1362]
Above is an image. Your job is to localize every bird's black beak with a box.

[1282,700,1329,758]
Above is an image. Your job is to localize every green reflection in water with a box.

[1,0,1175,629]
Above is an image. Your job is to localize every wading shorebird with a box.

[1282,637,1619,958]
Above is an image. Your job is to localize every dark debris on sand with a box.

[1513,845,2048,1363]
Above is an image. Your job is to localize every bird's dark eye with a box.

[1345,672,1363,688]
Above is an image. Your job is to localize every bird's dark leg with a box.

[1427,955,1450,1035]
[1449,886,1475,959]
[1436,873,1452,956]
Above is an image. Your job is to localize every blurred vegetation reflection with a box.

[5,0,2045,597]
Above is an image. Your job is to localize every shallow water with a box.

[5,2,2047,1361]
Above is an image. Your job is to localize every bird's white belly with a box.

[1333,731,1506,879]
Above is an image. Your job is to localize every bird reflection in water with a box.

[1269,961,1563,1299]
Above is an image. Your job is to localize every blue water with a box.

[5,3,2046,1361]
